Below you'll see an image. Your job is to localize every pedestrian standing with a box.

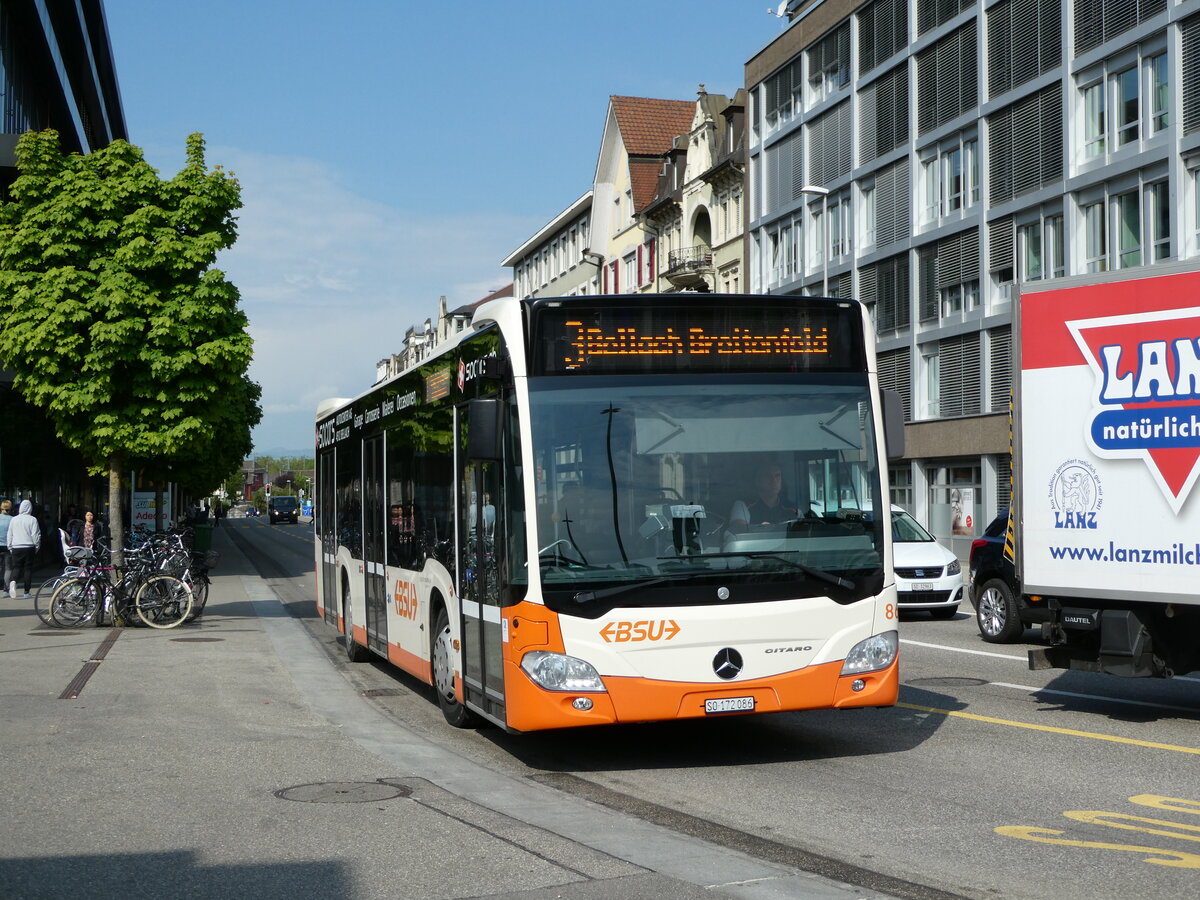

[0,500,13,598]
[8,499,42,600]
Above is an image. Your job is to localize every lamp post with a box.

[799,185,830,296]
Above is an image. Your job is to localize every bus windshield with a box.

[527,374,885,608]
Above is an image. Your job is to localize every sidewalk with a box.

[0,527,891,900]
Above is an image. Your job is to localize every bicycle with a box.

[50,545,193,629]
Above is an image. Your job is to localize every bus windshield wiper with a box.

[676,552,856,591]
[573,577,673,604]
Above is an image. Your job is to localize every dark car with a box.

[268,496,299,525]
[968,515,1052,642]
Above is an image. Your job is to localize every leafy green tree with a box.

[0,130,261,561]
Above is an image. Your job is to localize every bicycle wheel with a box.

[183,575,209,622]
[34,576,70,626]
[134,574,193,629]
[49,577,103,627]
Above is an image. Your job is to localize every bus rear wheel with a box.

[343,593,371,663]
[433,607,479,728]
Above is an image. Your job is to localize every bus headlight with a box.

[521,651,606,692]
[841,631,898,675]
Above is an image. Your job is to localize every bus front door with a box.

[319,448,338,626]
[458,458,505,725]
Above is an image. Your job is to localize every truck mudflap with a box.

[1029,603,1194,678]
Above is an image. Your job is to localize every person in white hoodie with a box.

[8,500,41,600]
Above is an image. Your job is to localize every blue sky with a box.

[104,1,788,455]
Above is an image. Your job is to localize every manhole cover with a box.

[275,781,411,803]
[907,677,988,687]
[360,688,403,697]
[170,637,225,643]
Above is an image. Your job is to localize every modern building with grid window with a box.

[746,0,1198,558]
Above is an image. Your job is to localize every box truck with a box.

[1004,262,1200,678]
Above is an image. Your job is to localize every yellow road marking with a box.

[897,701,1200,755]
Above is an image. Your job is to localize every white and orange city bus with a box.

[315,294,905,731]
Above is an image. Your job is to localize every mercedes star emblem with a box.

[713,647,743,680]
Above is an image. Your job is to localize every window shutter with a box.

[989,216,1014,272]
[878,347,913,421]
[636,245,644,287]
[918,246,938,322]
[1185,15,1200,134]
[939,333,981,417]
[989,326,1013,414]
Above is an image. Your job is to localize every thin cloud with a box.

[207,148,538,454]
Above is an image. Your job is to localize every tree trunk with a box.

[108,454,125,568]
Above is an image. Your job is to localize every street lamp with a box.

[799,185,830,296]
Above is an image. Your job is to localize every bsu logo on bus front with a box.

[1067,306,1200,514]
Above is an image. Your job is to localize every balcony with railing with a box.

[665,245,714,290]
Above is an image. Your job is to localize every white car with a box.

[889,506,964,619]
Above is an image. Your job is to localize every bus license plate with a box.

[705,696,755,714]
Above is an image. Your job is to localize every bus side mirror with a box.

[881,389,905,460]
[467,398,503,460]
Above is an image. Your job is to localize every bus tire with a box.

[433,606,479,728]
[343,591,371,663]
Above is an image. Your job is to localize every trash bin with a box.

[192,523,213,552]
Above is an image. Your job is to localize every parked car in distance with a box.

[889,506,964,619]
[268,495,299,524]
[968,514,1050,642]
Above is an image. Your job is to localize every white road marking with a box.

[900,638,1025,661]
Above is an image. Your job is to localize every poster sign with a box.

[1019,268,1200,603]
[131,471,172,532]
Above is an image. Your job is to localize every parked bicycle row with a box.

[34,526,217,630]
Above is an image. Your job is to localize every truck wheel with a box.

[432,606,479,728]
[976,579,1022,643]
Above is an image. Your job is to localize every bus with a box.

[315,294,905,731]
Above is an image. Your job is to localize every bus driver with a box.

[729,462,798,528]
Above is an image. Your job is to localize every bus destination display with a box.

[534,302,863,375]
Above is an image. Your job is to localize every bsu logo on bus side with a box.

[393,580,418,620]
[599,619,680,643]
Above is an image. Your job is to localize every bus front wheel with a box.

[433,606,479,728]
[343,592,371,663]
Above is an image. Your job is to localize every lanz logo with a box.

[1068,307,1200,513]
[599,619,680,643]
[393,579,418,620]
[1048,460,1102,529]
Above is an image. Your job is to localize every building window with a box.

[1080,47,1169,159]
[1085,201,1107,272]
[1020,221,1042,280]
[861,180,877,249]
[1150,53,1169,133]
[924,350,940,418]
[1115,66,1139,148]
[1047,214,1065,277]
[623,254,637,293]
[1084,80,1106,157]
[1148,181,1170,262]
[1116,189,1142,268]
[920,135,979,225]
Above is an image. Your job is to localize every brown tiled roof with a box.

[629,158,664,214]
[611,95,695,157]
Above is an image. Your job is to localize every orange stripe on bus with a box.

[388,642,432,683]
[501,657,898,732]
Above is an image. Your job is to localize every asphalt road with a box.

[195,519,1200,898]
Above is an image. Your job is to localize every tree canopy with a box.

[0,130,261,551]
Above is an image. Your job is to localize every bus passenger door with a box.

[318,448,338,626]
[458,453,506,724]
[363,435,388,654]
